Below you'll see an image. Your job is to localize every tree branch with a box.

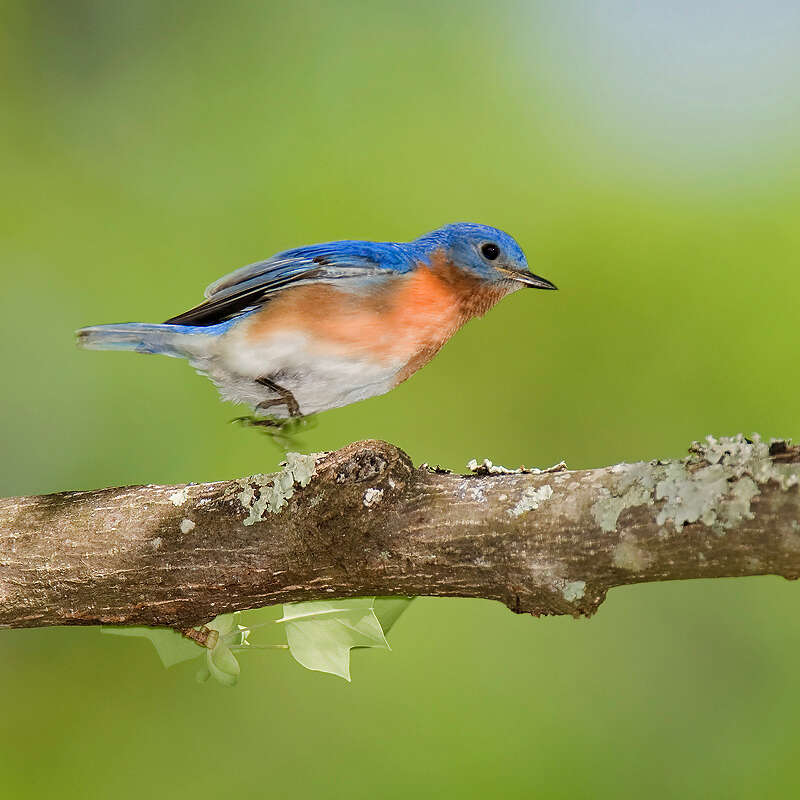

[1,435,799,629]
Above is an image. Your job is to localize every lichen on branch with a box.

[0,435,798,630]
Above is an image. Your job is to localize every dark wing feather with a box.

[164,240,413,327]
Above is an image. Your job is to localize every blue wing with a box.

[164,239,414,326]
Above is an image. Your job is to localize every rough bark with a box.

[1,435,798,629]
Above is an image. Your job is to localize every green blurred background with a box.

[2,1,800,797]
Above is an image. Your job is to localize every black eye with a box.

[481,242,500,261]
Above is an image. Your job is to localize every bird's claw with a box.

[231,414,317,452]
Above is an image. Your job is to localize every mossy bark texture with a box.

[1,436,798,628]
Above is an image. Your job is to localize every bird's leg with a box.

[231,376,312,450]
[255,376,302,418]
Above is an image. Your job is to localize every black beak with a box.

[499,267,558,290]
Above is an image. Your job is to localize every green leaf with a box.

[373,596,414,634]
[278,597,413,681]
[205,640,241,687]
[101,601,414,685]
[202,613,245,687]
[206,613,241,639]
[101,626,200,668]
[101,612,249,686]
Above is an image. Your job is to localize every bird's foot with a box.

[231,413,317,451]
[255,377,302,418]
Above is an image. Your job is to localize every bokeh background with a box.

[2,1,800,797]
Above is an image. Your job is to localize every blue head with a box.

[410,223,557,290]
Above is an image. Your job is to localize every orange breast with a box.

[245,250,508,379]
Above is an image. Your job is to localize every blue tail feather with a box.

[76,321,232,359]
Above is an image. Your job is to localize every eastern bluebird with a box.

[77,223,556,424]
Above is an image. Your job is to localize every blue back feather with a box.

[163,223,526,327]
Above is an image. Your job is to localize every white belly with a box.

[190,327,404,417]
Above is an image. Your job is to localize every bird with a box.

[77,222,556,426]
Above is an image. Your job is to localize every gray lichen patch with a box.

[237,452,322,526]
[591,461,660,533]
[717,476,760,529]
[169,487,189,507]
[613,536,652,571]
[694,434,799,491]
[284,452,320,487]
[363,487,384,508]
[538,571,587,603]
[507,485,553,517]
[468,485,486,503]
[656,461,732,531]
[468,458,567,476]
[589,435,798,537]
[454,478,489,504]
[656,434,798,534]
[560,579,586,602]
